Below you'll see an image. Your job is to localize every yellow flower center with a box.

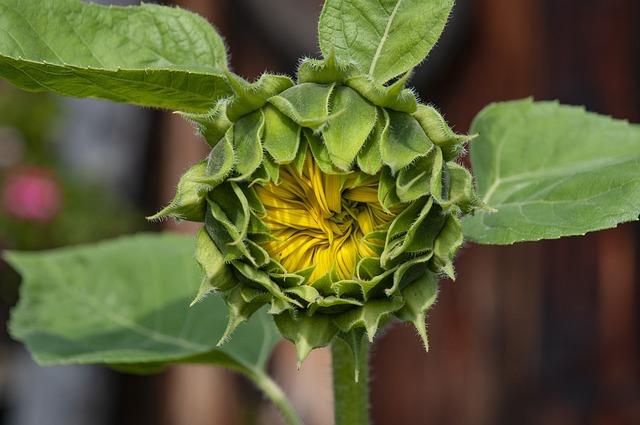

[256,156,396,283]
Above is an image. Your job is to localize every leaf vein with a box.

[368,0,404,77]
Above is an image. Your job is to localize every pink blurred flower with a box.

[2,167,63,222]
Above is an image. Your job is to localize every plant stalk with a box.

[332,337,370,425]
[241,367,304,425]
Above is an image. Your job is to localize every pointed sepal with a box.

[395,148,444,203]
[414,104,474,161]
[440,162,485,214]
[297,51,359,84]
[225,72,294,122]
[381,197,448,269]
[262,104,301,164]
[268,83,335,130]
[334,296,404,342]
[218,286,265,346]
[274,311,339,366]
[305,129,347,175]
[377,166,402,212]
[323,86,377,170]
[357,110,387,175]
[178,101,231,147]
[229,110,265,181]
[191,228,237,306]
[430,215,464,280]
[346,73,418,113]
[395,273,439,351]
[190,127,235,188]
[232,261,302,309]
[147,161,209,222]
[380,110,434,174]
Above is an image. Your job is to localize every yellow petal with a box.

[256,156,398,283]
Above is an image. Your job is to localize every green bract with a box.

[153,57,482,364]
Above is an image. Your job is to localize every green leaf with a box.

[323,86,377,170]
[0,0,230,112]
[318,0,454,83]
[464,99,640,244]
[5,233,279,371]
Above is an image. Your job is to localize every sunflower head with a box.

[257,156,397,283]
[151,57,482,364]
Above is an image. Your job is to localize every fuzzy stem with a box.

[332,337,370,425]
[241,367,304,425]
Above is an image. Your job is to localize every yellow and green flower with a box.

[151,56,482,363]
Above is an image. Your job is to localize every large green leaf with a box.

[463,99,640,244]
[0,0,230,112]
[318,0,454,83]
[5,233,279,371]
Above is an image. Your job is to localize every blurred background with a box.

[0,0,639,424]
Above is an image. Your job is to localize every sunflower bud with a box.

[153,58,482,365]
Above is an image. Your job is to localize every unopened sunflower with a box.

[151,56,482,364]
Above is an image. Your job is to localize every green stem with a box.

[332,337,370,425]
[241,367,304,425]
